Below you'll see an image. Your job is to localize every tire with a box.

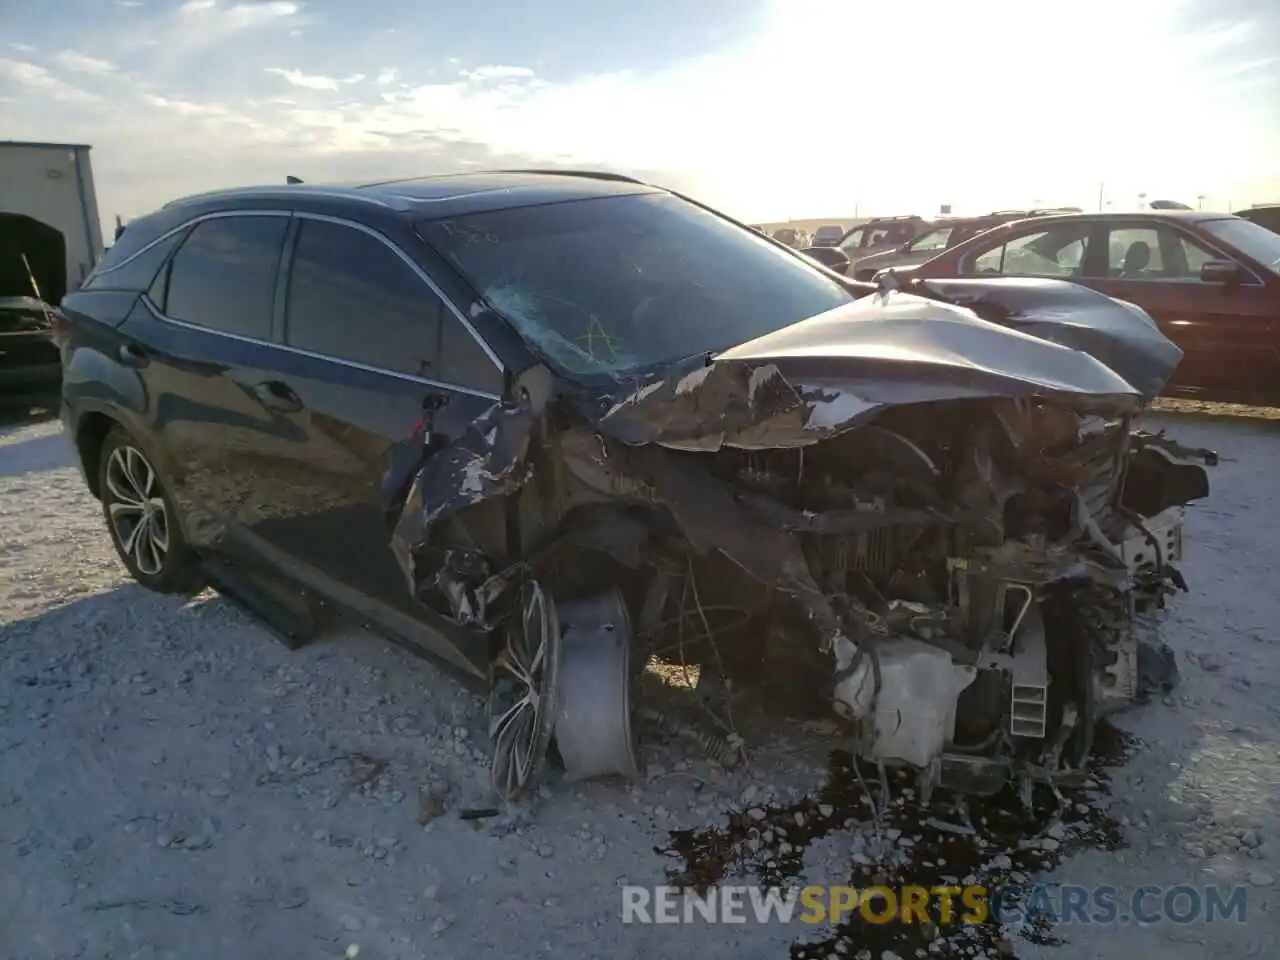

[97,425,203,594]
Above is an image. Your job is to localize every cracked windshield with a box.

[420,193,852,377]
[4,0,1280,958]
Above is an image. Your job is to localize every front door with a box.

[238,214,507,679]
[1080,221,1278,395]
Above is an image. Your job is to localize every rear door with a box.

[240,214,506,677]
[1077,220,1277,394]
[119,211,294,555]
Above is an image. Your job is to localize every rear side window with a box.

[162,216,288,339]
[85,230,185,293]
[284,219,499,390]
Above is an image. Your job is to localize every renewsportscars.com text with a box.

[621,883,1249,926]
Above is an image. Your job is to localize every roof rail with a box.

[162,183,390,209]
[988,206,1081,217]
[489,168,648,185]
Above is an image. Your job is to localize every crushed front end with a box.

[388,281,1214,799]
[695,397,1211,798]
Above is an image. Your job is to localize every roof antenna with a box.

[286,175,303,185]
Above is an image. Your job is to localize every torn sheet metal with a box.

[714,292,1143,406]
[579,289,1151,456]
[581,354,807,450]
[913,277,1185,403]
[389,399,536,602]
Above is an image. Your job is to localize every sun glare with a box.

[716,0,1275,218]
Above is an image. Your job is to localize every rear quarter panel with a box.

[59,293,177,490]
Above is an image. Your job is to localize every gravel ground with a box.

[1,405,1278,960]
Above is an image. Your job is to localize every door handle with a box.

[118,342,148,367]
[252,380,304,413]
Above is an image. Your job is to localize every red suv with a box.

[906,211,1280,402]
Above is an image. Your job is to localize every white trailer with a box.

[0,140,104,305]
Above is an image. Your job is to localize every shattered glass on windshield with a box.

[418,192,855,378]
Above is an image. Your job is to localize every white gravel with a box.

[1,410,1278,959]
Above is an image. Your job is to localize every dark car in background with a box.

[1235,205,1280,236]
[907,211,1280,402]
[811,224,845,247]
[57,171,1208,802]
[1,295,61,405]
[835,214,925,262]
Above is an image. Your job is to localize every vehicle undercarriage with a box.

[385,278,1214,802]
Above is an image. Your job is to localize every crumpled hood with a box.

[911,277,1183,403]
[587,286,1150,450]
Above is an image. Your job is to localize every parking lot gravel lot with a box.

[2,405,1278,960]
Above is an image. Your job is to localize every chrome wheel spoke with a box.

[105,466,143,507]
[149,511,170,553]
[120,512,146,557]
[124,447,155,500]
[488,581,560,800]
[525,598,548,676]
[108,500,144,521]
[135,523,161,575]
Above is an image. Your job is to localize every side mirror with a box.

[1200,260,1242,284]
[802,246,850,273]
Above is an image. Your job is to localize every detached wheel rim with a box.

[104,445,170,577]
[489,580,561,800]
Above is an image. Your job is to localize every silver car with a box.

[836,216,926,264]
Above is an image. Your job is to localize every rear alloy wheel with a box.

[98,427,201,594]
[489,580,562,800]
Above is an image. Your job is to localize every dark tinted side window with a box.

[285,219,500,391]
[84,230,185,292]
[163,216,288,339]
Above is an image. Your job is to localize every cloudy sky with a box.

[2,0,1279,230]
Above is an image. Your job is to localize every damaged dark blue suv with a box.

[58,170,1211,802]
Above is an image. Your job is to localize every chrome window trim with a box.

[120,206,506,395]
[90,208,291,279]
[140,296,501,401]
[92,208,505,372]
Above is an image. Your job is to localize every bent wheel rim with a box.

[489,580,561,800]
[104,445,170,577]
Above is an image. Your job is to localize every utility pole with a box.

[1097,182,1105,212]
[1197,194,1205,210]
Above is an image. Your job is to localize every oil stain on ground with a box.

[657,722,1134,958]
